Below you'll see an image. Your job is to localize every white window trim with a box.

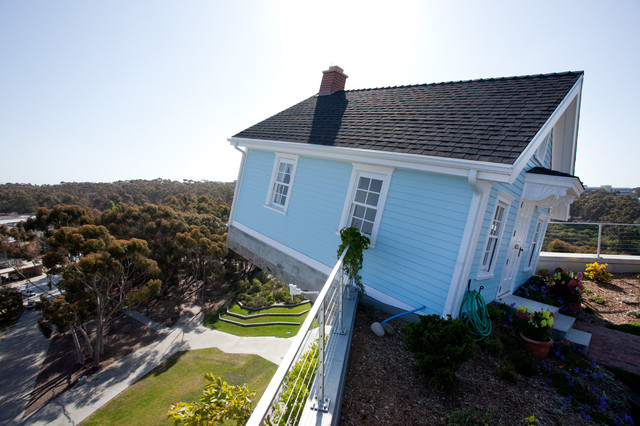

[476,191,514,280]
[524,213,549,272]
[338,163,393,247]
[264,153,298,214]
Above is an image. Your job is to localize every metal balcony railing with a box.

[247,246,352,426]
[543,222,640,257]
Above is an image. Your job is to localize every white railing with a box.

[543,222,640,257]
[247,247,351,426]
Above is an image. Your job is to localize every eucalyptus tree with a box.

[40,224,161,367]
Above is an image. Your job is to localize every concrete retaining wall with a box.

[538,252,640,274]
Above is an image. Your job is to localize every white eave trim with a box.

[510,74,584,183]
[228,137,514,182]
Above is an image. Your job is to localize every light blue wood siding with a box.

[469,155,545,300]
[362,170,472,314]
[234,149,351,267]
[234,150,474,314]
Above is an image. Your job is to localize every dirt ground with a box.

[580,273,640,326]
[339,274,639,425]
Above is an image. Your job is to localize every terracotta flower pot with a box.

[520,332,553,359]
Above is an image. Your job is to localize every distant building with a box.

[584,186,636,197]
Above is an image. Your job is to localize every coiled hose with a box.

[459,283,492,341]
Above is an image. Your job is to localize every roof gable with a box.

[233,72,583,165]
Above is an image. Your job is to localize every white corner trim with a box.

[230,220,332,276]
[442,174,492,317]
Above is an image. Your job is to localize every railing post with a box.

[312,300,330,412]
[597,223,603,258]
[336,267,346,335]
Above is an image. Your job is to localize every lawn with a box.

[82,347,277,425]
[203,302,311,338]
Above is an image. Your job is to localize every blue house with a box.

[226,66,584,317]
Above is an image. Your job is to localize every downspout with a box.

[442,169,492,317]
[227,140,247,228]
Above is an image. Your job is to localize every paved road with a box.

[0,308,51,425]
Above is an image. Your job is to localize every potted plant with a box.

[550,268,585,313]
[516,306,555,358]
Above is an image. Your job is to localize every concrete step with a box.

[565,328,592,355]
[498,295,591,354]
[498,295,559,315]
[552,313,575,340]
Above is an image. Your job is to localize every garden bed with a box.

[340,283,639,425]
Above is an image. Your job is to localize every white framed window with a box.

[339,163,393,246]
[525,215,548,271]
[535,130,553,163]
[478,191,513,279]
[265,154,298,213]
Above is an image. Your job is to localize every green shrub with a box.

[167,374,254,425]
[500,362,520,382]
[237,276,305,308]
[481,337,503,359]
[588,296,606,305]
[402,315,475,388]
[508,352,537,377]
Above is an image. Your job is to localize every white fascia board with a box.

[569,80,583,175]
[509,75,584,184]
[228,137,513,183]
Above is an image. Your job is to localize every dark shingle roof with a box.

[234,72,583,165]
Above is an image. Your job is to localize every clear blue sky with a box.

[1,0,638,187]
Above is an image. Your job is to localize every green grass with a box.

[606,321,640,337]
[82,347,277,426]
[203,302,312,338]
[588,296,606,305]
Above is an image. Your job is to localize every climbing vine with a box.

[337,227,370,293]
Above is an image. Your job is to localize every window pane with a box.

[364,207,377,222]
[369,179,383,193]
[366,192,379,206]
[361,220,373,235]
[355,190,367,203]
[351,217,363,230]
[353,205,366,219]
[358,177,370,190]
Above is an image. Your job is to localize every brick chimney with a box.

[318,65,348,96]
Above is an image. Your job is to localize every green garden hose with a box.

[460,283,492,341]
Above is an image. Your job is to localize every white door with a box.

[497,200,534,297]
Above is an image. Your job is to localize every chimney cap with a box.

[318,65,348,96]
[323,65,347,77]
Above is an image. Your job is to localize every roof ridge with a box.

[345,71,584,93]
